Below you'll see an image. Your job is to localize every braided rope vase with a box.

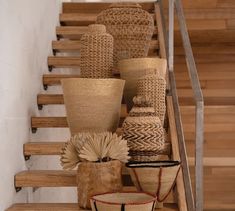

[80,24,113,78]
[137,74,166,125]
[96,3,154,68]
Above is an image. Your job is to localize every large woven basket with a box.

[126,161,181,202]
[90,192,157,211]
[96,3,154,68]
[122,116,167,161]
[137,74,166,125]
[61,78,125,135]
[80,24,113,78]
[77,160,123,209]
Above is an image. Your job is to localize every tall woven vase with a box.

[61,78,125,135]
[126,161,181,203]
[118,58,167,111]
[80,24,113,78]
[96,3,154,68]
[77,160,123,209]
[137,74,166,125]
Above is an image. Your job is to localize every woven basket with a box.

[126,161,181,202]
[61,78,125,135]
[96,3,154,68]
[77,160,123,209]
[80,24,113,78]
[137,74,166,125]
[122,116,167,161]
[90,192,156,211]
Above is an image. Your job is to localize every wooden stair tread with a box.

[48,56,80,68]
[6,203,178,211]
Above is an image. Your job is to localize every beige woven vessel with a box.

[126,161,181,202]
[61,78,125,135]
[122,116,167,161]
[80,24,113,78]
[77,160,123,209]
[96,3,154,68]
[90,192,157,211]
[137,74,166,125]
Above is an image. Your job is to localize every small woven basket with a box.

[77,160,123,209]
[97,3,154,68]
[80,24,113,78]
[61,78,125,135]
[126,161,181,202]
[137,74,166,125]
[90,192,157,211]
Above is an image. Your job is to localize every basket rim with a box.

[125,160,181,168]
[90,191,157,205]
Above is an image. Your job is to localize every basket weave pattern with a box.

[80,24,113,78]
[96,3,154,67]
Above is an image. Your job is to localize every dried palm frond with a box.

[79,132,130,163]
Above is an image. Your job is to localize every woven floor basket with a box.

[61,78,125,135]
[80,24,113,78]
[77,160,123,209]
[126,161,181,202]
[122,116,167,161]
[137,74,166,125]
[90,192,156,211]
[96,3,154,68]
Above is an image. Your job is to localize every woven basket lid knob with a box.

[88,24,106,34]
[109,3,142,8]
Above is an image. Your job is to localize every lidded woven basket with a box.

[96,3,154,68]
[80,24,113,78]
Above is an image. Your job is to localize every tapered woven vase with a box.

[96,3,154,68]
[90,192,157,211]
[77,160,123,209]
[137,74,166,125]
[80,24,113,78]
[61,78,125,135]
[126,161,181,202]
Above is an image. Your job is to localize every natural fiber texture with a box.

[80,24,113,78]
[97,3,154,68]
[90,192,156,211]
[61,78,125,135]
[137,74,166,125]
[126,161,181,202]
[77,160,123,209]
[122,116,167,161]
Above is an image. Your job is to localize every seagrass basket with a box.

[90,192,157,211]
[61,78,125,135]
[77,160,123,209]
[126,161,181,202]
[80,24,113,78]
[96,3,154,68]
[137,74,166,125]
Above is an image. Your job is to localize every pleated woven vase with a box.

[90,192,156,211]
[61,78,125,135]
[96,3,154,68]
[126,161,181,202]
[77,160,123,209]
[80,24,113,78]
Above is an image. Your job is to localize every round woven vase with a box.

[126,161,181,202]
[77,160,123,209]
[61,78,125,135]
[96,3,154,68]
[80,24,113,78]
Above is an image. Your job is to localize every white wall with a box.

[0,0,67,210]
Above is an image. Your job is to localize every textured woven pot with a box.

[80,24,113,78]
[122,116,167,161]
[90,192,157,211]
[97,3,154,68]
[126,161,181,202]
[61,78,125,135]
[137,74,166,125]
[77,160,123,209]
